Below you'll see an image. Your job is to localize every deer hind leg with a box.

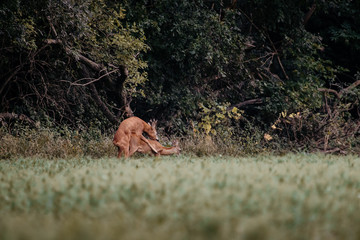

[114,138,130,158]
[128,141,140,157]
[117,146,123,158]
[140,135,158,154]
[122,142,131,158]
[113,141,124,158]
[116,144,128,158]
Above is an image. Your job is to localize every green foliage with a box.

[281,30,336,111]
[124,0,249,129]
[81,0,149,94]
[0,0,148,128]
[195,102,242,136]
[122,0,360,141]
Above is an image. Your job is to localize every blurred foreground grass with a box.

[0,154,360,240]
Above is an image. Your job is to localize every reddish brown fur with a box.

[129,136,181,156]
[113,116,158,158]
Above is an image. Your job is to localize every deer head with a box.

[148,119,159,141]
[172,140,181,154]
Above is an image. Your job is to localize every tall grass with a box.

[0,126,268,159]
[1,154,359,240]
[0,127,116,159]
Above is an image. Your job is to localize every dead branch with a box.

[0,65,22,97]
[320,147,347,155]
[44,39,62,45]
[323,92,332,116]
[265,32,289,80]
[45,39,105,72]
[238,7,290,80]
[79,66,118,125]
[47,15,58,37]
[227,98,263,111]
[45,38,130,120]
[303,3,316,25]
[318,80,360,99]
[89,84,119,124]
[45,38,128,88]
[61,69,118,87]
[243,52,275,64]
[122,93,134,118]
[318,88,341,99]
[340,80,360,96]
[237,7,262,33]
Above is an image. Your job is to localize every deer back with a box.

[114,117,158,142]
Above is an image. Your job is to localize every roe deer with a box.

[129,136,181,156]
[113,116,158,158]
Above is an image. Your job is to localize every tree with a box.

[0,0,148,128]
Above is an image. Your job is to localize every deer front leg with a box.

[140,135,158,154]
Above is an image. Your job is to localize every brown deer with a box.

[128,119,180,157]
[129,136,181,156]
[113,116,158,158]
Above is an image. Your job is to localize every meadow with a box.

[0,154,359,240]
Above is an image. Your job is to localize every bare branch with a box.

[227,98,263,111]
[0,65,21,97]
[303,3,316,26]
[319,80,360,99]
[61,69,118,87]
[89,84,119,124]
[44,39,62,45]
[318,88,341,99]
[340,80,360,96]
[264,32,289,80]
[45,38,104,72]
[320,147,347,155]
[46,15,58,37]
[80,66,119,124]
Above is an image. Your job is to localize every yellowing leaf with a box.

[202,123,212,135]
[215,113,225,119]
[264,133,273,141]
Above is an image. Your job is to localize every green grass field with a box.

[0,154,359,240]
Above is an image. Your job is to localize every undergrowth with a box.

[0,126,115,159]
[0,125,274,159]
[1,123,358,159]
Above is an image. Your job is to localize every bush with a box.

[0,126,116,159]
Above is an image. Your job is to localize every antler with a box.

[149,119,158,128]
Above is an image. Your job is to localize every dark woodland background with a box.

[1,0,359,154]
